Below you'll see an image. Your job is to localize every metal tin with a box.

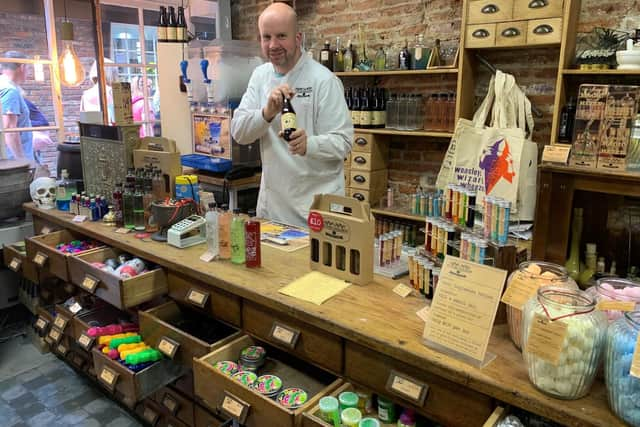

[212,360,239,376]
[253,374,283,397]
[232,371,258,387]
[240,345,266,363]
[276,387,308,409]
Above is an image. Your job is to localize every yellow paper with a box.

[279,271,351,305]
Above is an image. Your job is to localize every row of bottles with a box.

[157,5,188,43]
[204,204,261,268]
[344,87,387,129]
[112,167,169,231]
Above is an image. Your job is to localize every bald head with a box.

[259,2,298,33]
[258,2,302,74]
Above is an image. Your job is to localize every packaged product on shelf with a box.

[522,287,607,399]
[588,277,640,322]
[570,84,608,168]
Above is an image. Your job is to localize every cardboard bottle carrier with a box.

[133,137,182,197]
[307,194,374,285]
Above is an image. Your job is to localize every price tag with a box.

[33,252,48,267]
[416,306,430,322]
[186,288,208,308]
[69,302,83,314]
[54,315,68,331]
[501,273,540,310]
[143,407,159,425]
[35,317,48,331]
[162,393,179,414]
[393,283,414,298]
[72,215,87,223]
[542,144,571,164]
[270,322,300,349]
[57,343,68,356]
[99,367,119,391]
[525,313,568,366]
[157,336,180,359]
[8,257,21,272]
[597,300,636,312]
[631,336,640,378]
[80,275,99,294]
[48,327,62,344]
[115,227,131,234]
[78,333,95,351]
[386,370,428,406]
[41,226,51,235]
[220,392,250,423]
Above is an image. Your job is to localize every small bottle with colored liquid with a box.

[245,209,261,268]
[218,204,232,260]
[231,208,246,265]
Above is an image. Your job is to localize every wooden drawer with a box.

[344,152,351,171]
[194,335,341,427]
[159,414,189,427]
[53,303,76,338]
[4,242,38,283]
[344,342,493,427]
[34,305,54,337]
[68,347,91,371]
[495,20,527,47]
[72,304,134,351]
[68,247,168,309]
[92,347,186,408]
[243,300,343,374]
[140,300,241,369]
[513,0,563,20]
[136,397,164,427]
[195,403,226,427]
[302,382,376,427]
[526,17,562,45]
[51,334,71,358]
[167,272,242,327]
[353,133,388,155]
[32,216,61,235]
[468,0,513,24]
[349,169,387,192]
[347,188,371,204]
[465,24,497,48]
[155,386,195,426]
[25,230,104,282]
[351,151,388,171]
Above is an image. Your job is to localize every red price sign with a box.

[307,212,324,232]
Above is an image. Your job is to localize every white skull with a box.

[30,177,57,210]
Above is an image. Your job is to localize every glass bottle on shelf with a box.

[333,37,344,72]
[166,6,177,42]
[399,39,411,70]
[386,93,397,129]
[446,93,456,132]
[302,32,315,60]
[205,202,219,259]
[344,40,353,72]
[176,6,187,42]
[351,87,361,128]
[397,94,408,130]
[378,88,387,128]
[411,34,428,70]
[386,43,399,70]
[431,39,443,67]
[415,94,424,130]
[157,6,168,43]
[558,97,577,143]
[565,208,583,281]
[218,204,232,260]
[245,209,261,268]
[374,47,386,71]
[320,40,332,70]
[360,88,372,129]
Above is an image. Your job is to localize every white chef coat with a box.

[231,52,353,227]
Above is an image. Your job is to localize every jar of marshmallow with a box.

[605,311,640,426]
[589,278,640,323]
[506,261,578,350]
[522,286,607,400]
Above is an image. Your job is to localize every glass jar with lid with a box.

[522,286,607,400]
[605,311,640,426]
[588,278,640,323]
[506,261,578,350]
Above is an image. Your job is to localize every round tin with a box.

[277,387,308,409]
[212,360,239,376]
[240,345,266,363]
[238,362,259,373]
[232,371,257,387]
[253,374,282,397]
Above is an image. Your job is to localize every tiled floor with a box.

[0,320,143,427]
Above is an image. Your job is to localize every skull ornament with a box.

[30,177,57,210]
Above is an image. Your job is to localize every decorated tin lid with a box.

[277,387,308,409]
[253,374,282,396]
[232,371,258,387]
[212,360,239,376]
[240,345,266,362]
[238,362,259,372]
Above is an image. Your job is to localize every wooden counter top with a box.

[24,204,624,427]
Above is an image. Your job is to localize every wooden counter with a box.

[24,203,624,427]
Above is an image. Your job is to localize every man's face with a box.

[258,13,300,73]
[14,64,26,84]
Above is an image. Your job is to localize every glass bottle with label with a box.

[558,97,577,143]
[218,204,232,260]
[351,87,361,128]
[231,208,246,265]
[245,209,261,268]
[166,6,177,42]
[205,202,219,259]
[431,38,443,67]
[157,6,168,43]
[333,37,344,72]
[374,47,385,71]
[281,95,297,141]
[411,34,428,70]
[176,6,187,42]
[360,88,372,129]
[320,40,332,70]
[133,180,145,231]
[56,169,75,211]
[344,40,353,72]
[398,39,411,70]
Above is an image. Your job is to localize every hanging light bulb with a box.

[58,21,85,87]
[33,55,45,82]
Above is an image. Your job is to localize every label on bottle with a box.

[157,26,167,41]
[320,51,329,61]
[360,110,372,127]
[176,27,185,42]
[56,186,67,199]
[597,300,636,312]
[166,27,177,42]
[525,313,568,365]
[415,47,422,61]
[372,110,383,126]
[351,110,360,126]
[378,407,389,421]
[631,335,640,378]
[281,112,297,131]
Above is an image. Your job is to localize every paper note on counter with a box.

[279,271,351,305]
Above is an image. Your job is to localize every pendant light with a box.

[58,2,85,87]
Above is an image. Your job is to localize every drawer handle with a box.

[501,27,521,37]
[186,288,209,308]
[99,366,120,392]
[53,315,68,331]
[48,327,63,344]
[354,137,368,146]
[472,29,490,39]
[219,391,250,424]
[354,156,367,164]
[386,369,429,406]
[353,175,366,183]
[56,343,68,356]
[353,193,365,201]
[143,407,159,426]
[270,322,301,349]
[8,257,21,272]
[481,4,499,14]
[157,336,181,359]
[529,0,548,8]
[78,332,95,351]
[81,274,100,294]
[33,251,48,267]
[533,24,554,35]
[162,393,180,415]
[34,316,49,333]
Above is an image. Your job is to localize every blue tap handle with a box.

[200,59,211,83]
[180,60,190,83]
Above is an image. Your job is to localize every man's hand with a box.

[262,84,296,122]
[280,128,307,156]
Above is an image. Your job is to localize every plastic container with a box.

[377,395,397,423]
[339,391,359,411]
[175,174,200,202]
[359,418,380,427]
[341,407,362,427]
[318,396,340,424]
[605,311,640,426]
[522,286,607,399]
[506,261,578,350]
[589,278,640,323]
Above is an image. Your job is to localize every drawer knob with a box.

[353,193,365,201]
[472,29,490,39]
[355,137,368,146]
[533,24,554,35]
[481,4,499,14]
[528,0,548,8]
[353,175,366,183]
[8,257,21,272]
[501,28,521,37]
[354,156,367,164]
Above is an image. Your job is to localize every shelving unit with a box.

[371,207,425,222]
[562,69,640,76]
[356,128,454,138]
[335,68,458,77]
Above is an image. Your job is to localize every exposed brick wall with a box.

[231,0,640,197]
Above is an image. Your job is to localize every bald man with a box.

[231,2,353,228]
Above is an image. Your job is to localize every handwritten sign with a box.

[386,370,428,406]
[501,272,539,310]
[542,144,571,164]
[525,313,568,365]
[597,300,636,312]
[270,322,299,349]
[393,283,414,298]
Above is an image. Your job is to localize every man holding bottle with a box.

[231,2,353,228]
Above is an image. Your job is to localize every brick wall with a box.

[230,0,640,196]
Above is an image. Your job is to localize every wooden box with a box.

[68,247,167,309]
[167,272,242,327]
[3,241,38,283]
[243,300,343,374]
[25,229,104,282]
[467,0,513,24]
[465,24,497,48]
[139,300,241,369]
[513,0,563,20]
[525,18,562,46]
[193,335,341,427]
[495,21,527,47]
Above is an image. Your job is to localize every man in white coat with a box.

[231,2,353,228]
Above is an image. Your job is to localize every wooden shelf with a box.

[562,69,640,76]
[356,128,454,138]
[335,68,458,77]
[371,207,425,222]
